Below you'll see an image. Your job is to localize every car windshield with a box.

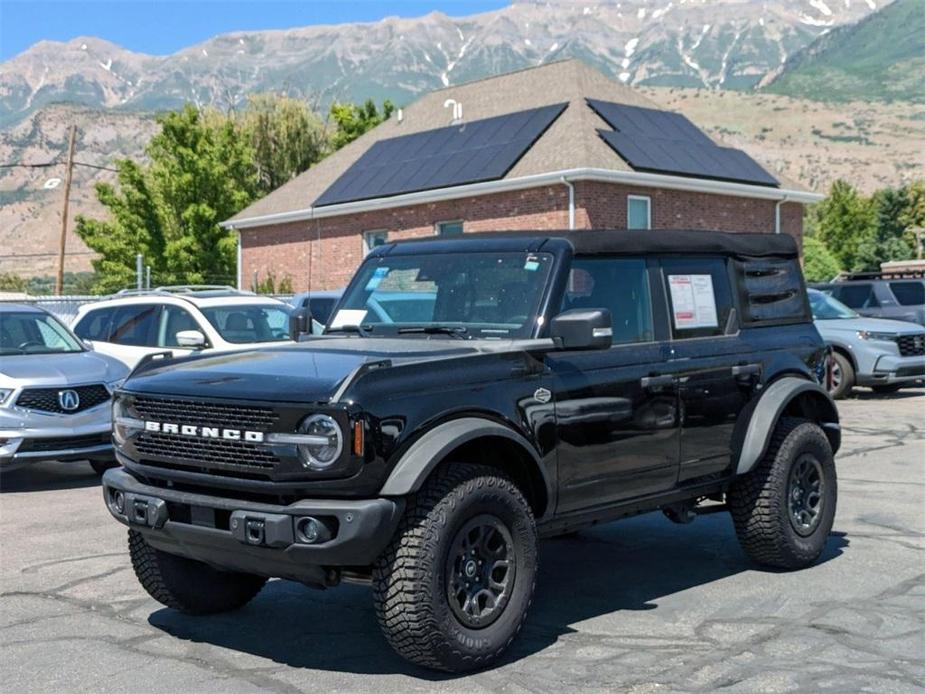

[809,290,858,320]
[331,251,555,339]
[0,311,85,355]
[198,304,291,344]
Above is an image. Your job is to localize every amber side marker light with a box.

[353,420,365,456]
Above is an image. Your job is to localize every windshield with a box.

[809,290,858,320]
[331,251,555,339]
[199,304,291,344]
[0,311,85,355]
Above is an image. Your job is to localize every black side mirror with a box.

[289,307,311,341]
[549,308,612,350]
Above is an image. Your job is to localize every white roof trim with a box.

[221,168,822,230]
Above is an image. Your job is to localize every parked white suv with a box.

[72,286,293,368]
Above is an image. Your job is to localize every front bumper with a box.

[1,404,114,471]
[857,354,925,386]
[101,467,404,584]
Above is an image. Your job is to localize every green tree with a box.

[0,273,27,292]
[899,179,925,255]
[329,98,395,149]
[854,185,914,271]
[802,236,843,282]
[240,94,330,194]
[813,179,876,272]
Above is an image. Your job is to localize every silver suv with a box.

[1,304,128,474]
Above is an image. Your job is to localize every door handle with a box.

[641,374,676,389]
[731,363,761,377]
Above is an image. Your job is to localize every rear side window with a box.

[108,305,161,346]
[889,281,925,306]
[735,258,809,326]
[74,307,114,341]
[661,257,734,339]
[561,257,654,345]
[833,284,879,309]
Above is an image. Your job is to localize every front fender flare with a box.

[379,417,546,497]
[734,377,840,476]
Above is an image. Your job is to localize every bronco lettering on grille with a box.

[143,420,265,443]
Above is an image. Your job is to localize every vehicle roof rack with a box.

[836,270,925,281]
[115,284,243,296]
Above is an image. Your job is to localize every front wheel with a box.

[373,464,537,673]
[829,351,855,400]
[728,417,837,570]
[871,384,902,394]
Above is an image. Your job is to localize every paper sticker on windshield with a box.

[364,266,389,291]
[524,256,540,272]
[330,309,369,329]
[668,274,718,329]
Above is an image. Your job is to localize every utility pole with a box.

[55,124,77,295]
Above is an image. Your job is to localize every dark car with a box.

[102,230,840,673]
[811,274,925,326]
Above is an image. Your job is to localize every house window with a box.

[363,230,388,255]
[627,195,651,230]
[436,220,464,236]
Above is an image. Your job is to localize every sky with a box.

[0,0,509,61]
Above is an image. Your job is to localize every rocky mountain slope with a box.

[1,0,881,127]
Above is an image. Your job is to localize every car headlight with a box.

[0,388,13,406]
[857,330,897,342]
[296,414,343,469]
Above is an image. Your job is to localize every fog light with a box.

[111,489,125,514]
[295,516,334,544]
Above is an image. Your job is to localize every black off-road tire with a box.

[373,463,537,673]
[829,351,855,400]
[728,417,837,570]
[89,458,118,476]
[128,530,267,614]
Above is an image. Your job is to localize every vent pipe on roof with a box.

[444,98,463,124]
[397,108,403,123]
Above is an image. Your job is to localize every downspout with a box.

[235,228,242,289]
[774,194,791,235]
[560,176,575,230]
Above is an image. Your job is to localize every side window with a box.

[834,284,879,309]
[661,257,734,339]
[627,195,651,230]
[889,281,925,306]
[363,230,388,255]
[74,308,113,341]
[561,257,654,345]
[436,220,464,236]
[159,305,201,347]
[108,305,161,346]
[308,298,336,325]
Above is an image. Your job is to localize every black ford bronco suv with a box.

[103,230,840,672]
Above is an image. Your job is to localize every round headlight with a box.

[297,414,343,469]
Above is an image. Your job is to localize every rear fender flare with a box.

[735,377,840,476]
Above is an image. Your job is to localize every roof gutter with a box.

[221,168,822,230]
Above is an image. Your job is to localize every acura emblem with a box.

[58,389,80,411]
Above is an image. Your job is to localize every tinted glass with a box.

[889,281,925,306]
[834,284,878,309]
[627,197,650,230]
[159,305,201,347]
[308,298,337,325]
[74,307,113,341]
[808,289,858,320]
[661,257,734,339]
[199,304,291,344]
[437,221,464,236]
[560,258,654,345]
[0,312,84,355]
[108,305,160,346]
[335,251,554,339]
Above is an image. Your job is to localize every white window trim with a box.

[627,195,651,230]
[435,220,464,236]
[363,229,389,255]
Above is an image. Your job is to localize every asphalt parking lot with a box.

[1,389,923,693]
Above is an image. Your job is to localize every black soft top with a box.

[383,229,798,259]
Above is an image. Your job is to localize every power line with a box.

[0,252,96,259]
[0,160,119,173]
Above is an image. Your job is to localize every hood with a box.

[0,350,129,387]
[122,338,482,403]
[814,317,925,335]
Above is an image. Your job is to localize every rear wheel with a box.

[129,530,266,614]
[373,464,537,673]
[829,351,855,400]
[728,417,837,570]
[871,384,902,394]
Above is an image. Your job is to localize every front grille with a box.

[132,396,279,430]
[16,384,110,414]
[134,432,279,474]
[18,432,111,452]
[896,334,925,357]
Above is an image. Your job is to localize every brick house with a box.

[222,60,820,291]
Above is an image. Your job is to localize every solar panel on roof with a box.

[587,98,778,187]
[314,103,569,207]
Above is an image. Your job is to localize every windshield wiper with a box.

[326,324,373,337]
[397,325,469,340]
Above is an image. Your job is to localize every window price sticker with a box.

[668,274,718,329]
